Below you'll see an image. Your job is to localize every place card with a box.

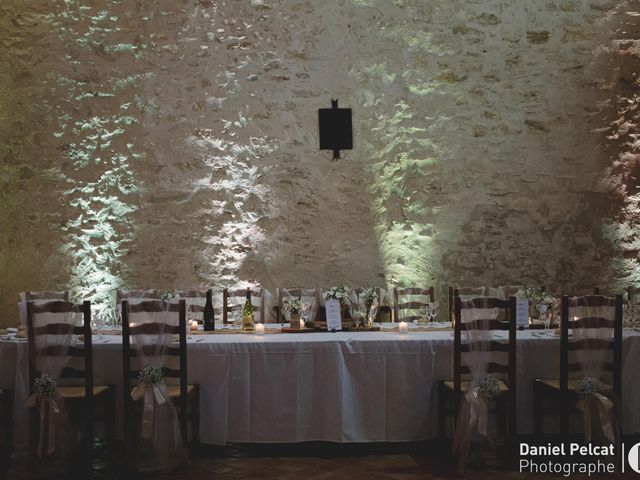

[516,299,529,328]
[325,299,342,331]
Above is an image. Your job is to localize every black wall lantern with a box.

[319,99,352,160]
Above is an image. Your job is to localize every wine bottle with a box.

[243,288,255,332]
[203,289,215,331]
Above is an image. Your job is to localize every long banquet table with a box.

[1,326,640,450]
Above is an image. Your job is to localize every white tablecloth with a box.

[2,327,639,448]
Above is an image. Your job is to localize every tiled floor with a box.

[4,441,639,479]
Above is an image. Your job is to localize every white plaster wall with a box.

[1,0,639,326]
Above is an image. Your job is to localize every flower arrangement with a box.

[478,375,502,401]
[576,377,604,399]
[515,287,560,316]
[33,373,58,397]
[324,286,349,305]
[282,297,301,314]
[160,289,176,302]
[360,287,378,307]
[138,365,163,386]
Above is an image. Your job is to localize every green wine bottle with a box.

[243,288,254,331]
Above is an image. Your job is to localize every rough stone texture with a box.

[1,0,640,326]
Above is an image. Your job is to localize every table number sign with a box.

[516,299,529,328]
[325,299,342,331]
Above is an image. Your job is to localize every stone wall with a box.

[1,0,639,326]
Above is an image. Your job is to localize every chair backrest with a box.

[121,299,188,442]
[393,287,434,322]
[22,291,70,301]
[175,289,208,314]
[560,294,623,397]
[222,288,265,324]
[19,291,70,326]
[453,293,517,425]
[448,286,527,324]
[26,300,92,393]
[115,289,160,305]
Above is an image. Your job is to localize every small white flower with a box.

[138,366,163,386]
[33,373,58,397]
[478,375,501,401]
[576,377,603,399]
[282,297,301,314]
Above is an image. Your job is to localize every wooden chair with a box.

[447,286,526,324]
[19,291,70,326]
[533,294,623,438]
[0,388,12,476]
[175,290,209,323]
[122,299,199,462]
[115,289,160,305]
[222,288,266,324]
[447,287,489,325]
[22,291,70,301]
[393,287,434,322]
[438,293,517,459]
[26,300,115,472]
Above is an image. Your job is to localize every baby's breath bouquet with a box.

[138,365,163,386]
[160,289,176,302]
[33,373,58,397]
[282,297,301,315]
[478,375,501,401]
[324,287,349,305]
[360,287,378,308]
[576,377,604,400]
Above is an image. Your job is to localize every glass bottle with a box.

[243,288,255,332]
[203,289,215,331]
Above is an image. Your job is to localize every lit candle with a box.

[255,323,265,335]
[398,321,408,334]
[190,320,198,332]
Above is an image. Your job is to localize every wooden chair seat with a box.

[536,378,613,395]
[162,384,197,399]
[59,385,112,400]
[442,379,509,394]
[536,378,612,391]
[127,385,197,400]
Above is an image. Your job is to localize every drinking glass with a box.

[300,302,311,325]
[93,310,104,339]
[430,302,439,322]
[417,305,428,324]
[536,304,549,334]
[233,306,244,327]
[367,300,379,326]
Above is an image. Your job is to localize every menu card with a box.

[325,299,342,331]
[516,299,529,328]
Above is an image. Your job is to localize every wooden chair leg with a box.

[192,390,200,449]
[105,388,115,466]
[533,380,543,437]
[438,382,446,439]
[560,392,569,438]
[0,392,13,477]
